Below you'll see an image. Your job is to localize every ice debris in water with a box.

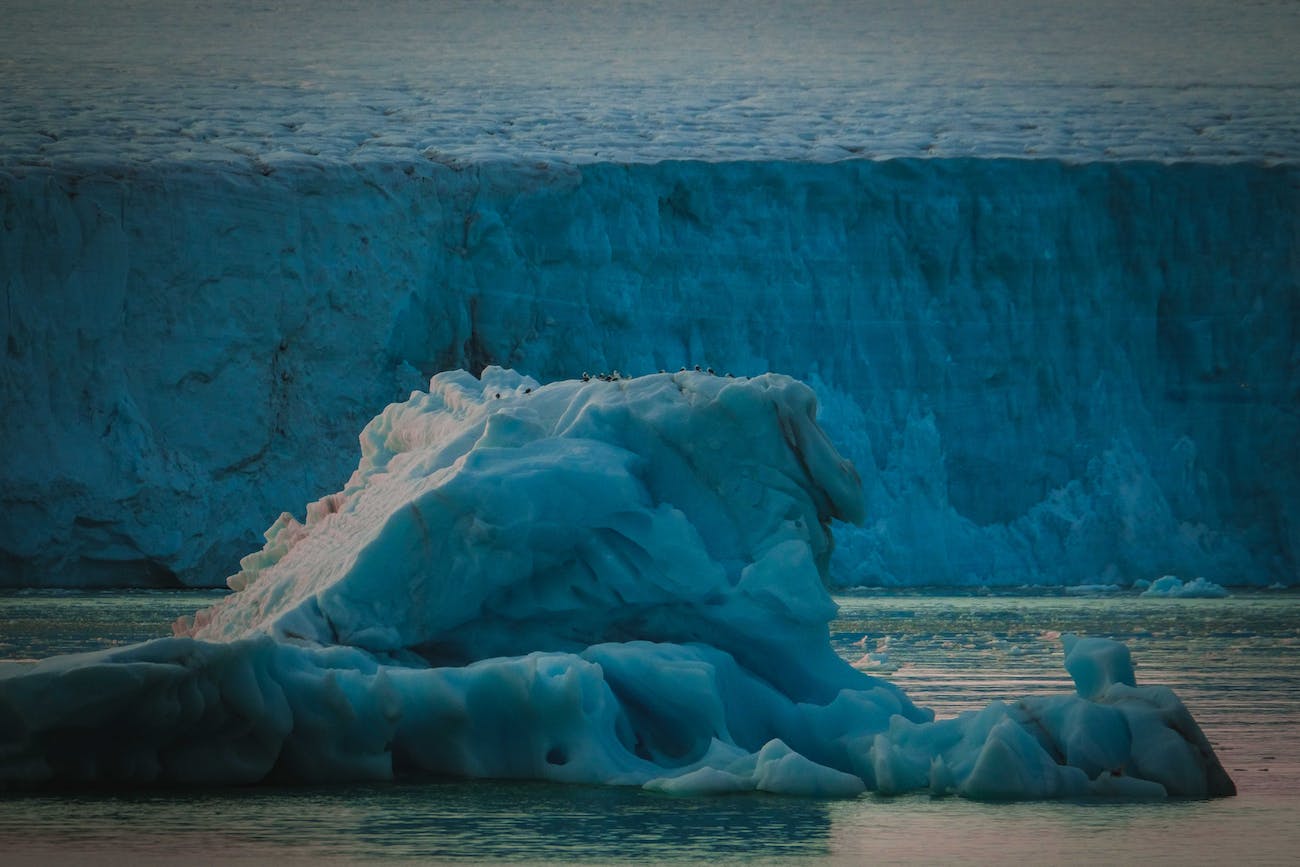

[1138,575,1231,598]
[0,370,1234,799]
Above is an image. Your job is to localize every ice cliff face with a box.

[1,157,1297,587]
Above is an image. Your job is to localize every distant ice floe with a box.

[1137,575,1232,598]
[0,371,1234,799]
[1064,583,1124,596]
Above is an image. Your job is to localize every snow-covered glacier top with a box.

[4,0,1299,169]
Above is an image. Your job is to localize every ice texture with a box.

[3,0,1298,589]
[3,1,1298,167]
[179,368,874,704]
[0,371,1235,798]
[1062,634,1136,700]
[1140,575,1231,598]
[3,158,1296,588]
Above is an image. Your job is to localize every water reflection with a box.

[0,589,225,659]
[3,590,1299,863]
[1,781,834,862]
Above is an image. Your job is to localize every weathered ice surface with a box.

[4,0,1298,166]
[2,158,1296,587]
[0,370,1235,799]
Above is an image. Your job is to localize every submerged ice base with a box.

[0,371,1233,798]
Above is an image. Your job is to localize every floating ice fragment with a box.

[1065,583,1123,596]
[1140,576,1231,598]
[1063,633,1137,700]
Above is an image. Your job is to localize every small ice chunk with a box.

[751,739,867,798]
[1062,634,1136,700]
[644,766,752,796]
[960,717,1088,800]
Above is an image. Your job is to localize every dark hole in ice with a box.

[546,746,568,766]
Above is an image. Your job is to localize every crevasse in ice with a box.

[0,370,1233,798]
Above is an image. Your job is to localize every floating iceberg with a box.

[1139,575,1231,598]
[0,371,1234,798]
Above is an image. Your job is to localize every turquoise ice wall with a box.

[1,158,1296,586]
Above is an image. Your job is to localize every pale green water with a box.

[2,589,1298,865]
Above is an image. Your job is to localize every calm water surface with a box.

[1,589,1297,865]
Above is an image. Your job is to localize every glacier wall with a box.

[1,157,1297,587]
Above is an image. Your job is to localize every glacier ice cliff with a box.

[0,370,1235,798]
[1,157,1297,587]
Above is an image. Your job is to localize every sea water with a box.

[1,589,1297,864]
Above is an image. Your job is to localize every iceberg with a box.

[0,370,1234,799]
[1139,575,1231,598]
